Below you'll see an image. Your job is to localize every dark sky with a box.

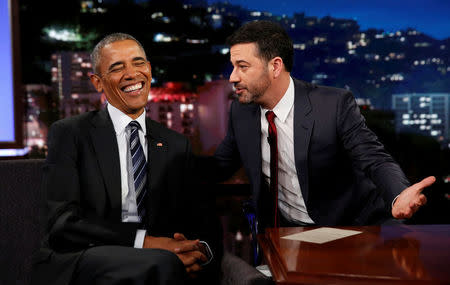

[208,0,450,40]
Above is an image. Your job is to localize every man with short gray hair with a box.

[32,33,220,285]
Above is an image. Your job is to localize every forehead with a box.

[99,40,145,64]
[230,42,260,63]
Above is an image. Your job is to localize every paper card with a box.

[281,227,362,244]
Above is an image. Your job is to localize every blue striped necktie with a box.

[128,121,148,224]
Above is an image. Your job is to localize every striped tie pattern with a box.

[128,121,148,223]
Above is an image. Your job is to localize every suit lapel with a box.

[293,79,314,204]
[245,105,262,204]
[89,108,122,220]
[145,119,167,227]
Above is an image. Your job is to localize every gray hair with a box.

[90,33,147,74]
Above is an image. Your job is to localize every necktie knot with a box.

[265,111,276,124]
[129,120,141,131]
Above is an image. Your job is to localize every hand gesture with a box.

[392,176,435,219]
[143,233,207,276]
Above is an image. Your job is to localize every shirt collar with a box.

[261,77,294,123]
[107,103,147,136]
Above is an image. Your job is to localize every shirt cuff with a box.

[199,241,213,266]
[392,195,400,208]
[134,229,147,248]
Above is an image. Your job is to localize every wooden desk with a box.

[258,225,450,284]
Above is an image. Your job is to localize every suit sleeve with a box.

[195,100,242,182]
[181,138,223,279]
[336,91,410,204]
[43,121,138,252]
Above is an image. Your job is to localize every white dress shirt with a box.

[260,77,315,224]
[108,103,147,247]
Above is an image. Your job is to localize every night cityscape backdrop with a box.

[12,0,449,224]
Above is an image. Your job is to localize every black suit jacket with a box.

[207,78,410,229]
[33,108,220,285]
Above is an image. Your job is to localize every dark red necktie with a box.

[265,111,279,228]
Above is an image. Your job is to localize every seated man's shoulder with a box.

[50,110,100,134]
[147,119,189,143]
[309,84,350,98]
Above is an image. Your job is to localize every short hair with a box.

[90,33,147,74]
[226,20,294,72]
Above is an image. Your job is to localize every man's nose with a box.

[123,65,138,79]
[229,68,239,83]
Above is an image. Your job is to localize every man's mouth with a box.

[234,85,246,95]
[122,82,143,93]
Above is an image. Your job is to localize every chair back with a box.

[0,159,45,285]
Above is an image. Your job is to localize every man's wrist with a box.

[199,241,213,266]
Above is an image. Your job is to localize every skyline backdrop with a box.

[208,0,450,40]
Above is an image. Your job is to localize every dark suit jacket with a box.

[207,78,410,230]
[33,108,221,285]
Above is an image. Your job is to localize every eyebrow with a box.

[234,60,250,65]
[107,57,147,72]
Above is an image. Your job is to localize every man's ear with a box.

[270,57,284,78]
[90,74,103,92]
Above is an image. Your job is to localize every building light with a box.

[293,43,306,50]
[153,33,174,43]
[212,14,221,20]
[45,28,83,42]
[402,114,410,119]
[402,120,409,125]
[291,24,296,29]
[151,12,163,19]
[250,11,261,17]
[220,48,229,55]
[414,42,431,47]
[187,38,208,44]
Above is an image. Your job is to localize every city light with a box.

[44,28,82,42]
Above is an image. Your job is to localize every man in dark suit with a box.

[202,20,435,231]
[32,33,220,285]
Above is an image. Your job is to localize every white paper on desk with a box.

[281,227,362,244]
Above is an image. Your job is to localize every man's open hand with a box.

[392,176,435,219]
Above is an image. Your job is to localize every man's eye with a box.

[239,65,248,70]
[110,67,123,73]
[135,61,145,66]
